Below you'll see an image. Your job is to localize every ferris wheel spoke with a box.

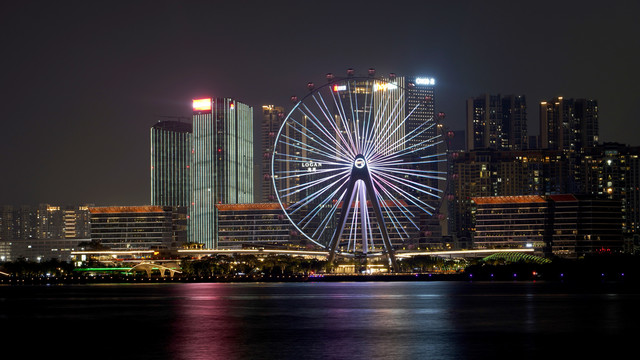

[374,182,417,220]
[277,169,349,198]
[363,86,400,159]
[371,172,439,215]
[293,108,351,160]
[372,183,415,232]
[299,182,344,232]
[373,184,419,235]
[372,170,444,197]
[313,92,358,157]
[277,134,349,165]
[274,167,349,181]
[329,85,360,156]
[360,80,383,158]
[373,136,445,165]
[273,147,348,166]
[307,183,350,240]
[359,84,376,156]
[375,95,418,156]
[371,91,406,156]
[285,112,353,160]
[377,196,412,241]
[273,155,349,175]
[375,112,434,159]
[279,170,350,202]
[370,166,447,182]
[301,98,356,158]
[286,171,349,213]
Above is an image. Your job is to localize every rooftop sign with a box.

[193,98,212,111]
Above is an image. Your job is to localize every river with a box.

[1,281,637,359]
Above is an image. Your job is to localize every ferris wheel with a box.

[271,70,448,270]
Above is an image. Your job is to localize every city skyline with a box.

[1,1,639,206]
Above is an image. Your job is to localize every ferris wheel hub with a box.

[353,155,366,169]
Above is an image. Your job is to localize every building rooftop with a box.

[152,120,192,133]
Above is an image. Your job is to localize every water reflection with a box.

[168,282,462,359]
[1,281,637,359]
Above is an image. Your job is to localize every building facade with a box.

[261,105,285,203]
[89,206,187,250]
[451,149,568,240]
[0,204,91,241]
[191,97,254,249]
[539,97,599,152]
[216,203,296,249]
[581,143,640,236]
[466,94,527,151]
[151,120,192,207]
[472,195,549,252]
[473,194,623,258]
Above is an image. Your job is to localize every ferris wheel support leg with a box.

[362,174,399,273]
[327,179,357,265]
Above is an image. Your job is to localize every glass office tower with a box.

[191,97,254,249]
[150,120,192,207]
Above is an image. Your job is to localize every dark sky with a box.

[1,0,639,206]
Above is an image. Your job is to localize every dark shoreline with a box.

[2,271,639,285]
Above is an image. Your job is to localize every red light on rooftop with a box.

[193,98,212,111]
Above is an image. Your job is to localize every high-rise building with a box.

[0,204,91,240]
[151,120,192,207]
[191,97,254,249]
[540,97,599,193]
[261,105,285,203]
[466,94,527,151]
[406,77,436,150]
[574,99,599,149]
[581,143,640,236]
[502,95,528,151]
[540,97,598,152]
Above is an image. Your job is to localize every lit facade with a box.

[466,94,527,151]
[89,206,187,250]
[216,203,296,249]
[0,204,91,241]
[472,195,549,252]
[473,194,623,258]
[581,143,640,236]
[261,105,285,203]
[151,120,192,207]
[451,149,568,240]
[0,238,86,262]
[191,97,254,249]
[406,77,436,151]
[539,97,598,151]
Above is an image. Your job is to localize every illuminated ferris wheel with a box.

[271,70,448,270]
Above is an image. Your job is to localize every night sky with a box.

[1,0,638,206]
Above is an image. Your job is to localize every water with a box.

[1,281,637,359]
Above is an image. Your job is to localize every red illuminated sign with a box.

[193,98,212,111]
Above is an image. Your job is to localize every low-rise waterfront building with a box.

[89,206,187,250]
[473,194,623,258]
